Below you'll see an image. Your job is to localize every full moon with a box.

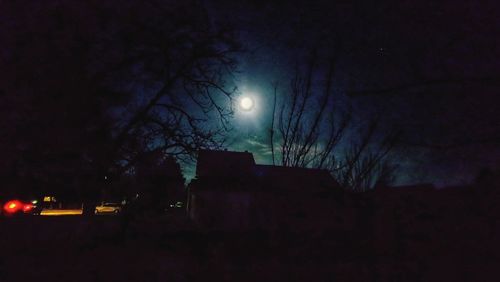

[239,96,255,111]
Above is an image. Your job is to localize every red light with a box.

[3,200,23,214]
[23,204,34,213]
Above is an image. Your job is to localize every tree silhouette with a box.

[0,0,240,196]
[87,0,241,173]
[273,50,398,192]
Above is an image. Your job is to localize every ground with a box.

[0,208,498,282]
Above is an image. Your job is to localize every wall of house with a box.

[188,190,254,230]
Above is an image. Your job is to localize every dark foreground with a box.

[0,211,498,282]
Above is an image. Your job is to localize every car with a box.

[94,202,122,215]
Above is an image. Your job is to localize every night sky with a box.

[1,0,499,188]
[208,0,500,187]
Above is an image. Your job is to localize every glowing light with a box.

[22,204,34,213]
[239,96,254,111]
[3,200,23,214]
[40,209,83,216]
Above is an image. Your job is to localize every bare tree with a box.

[328,119,399,192]
[275,50,399,192]
[0,0,241,198]
[87,0,242,174]
[270,81,278,165]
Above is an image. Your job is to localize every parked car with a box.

[94,202,122,215]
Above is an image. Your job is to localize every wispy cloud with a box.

[246,139,268,149]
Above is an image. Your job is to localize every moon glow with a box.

[240,96,255,111]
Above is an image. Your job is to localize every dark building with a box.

[195,149,256,179]
[187,149,343,231]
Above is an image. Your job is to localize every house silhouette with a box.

[187,149,343,230]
